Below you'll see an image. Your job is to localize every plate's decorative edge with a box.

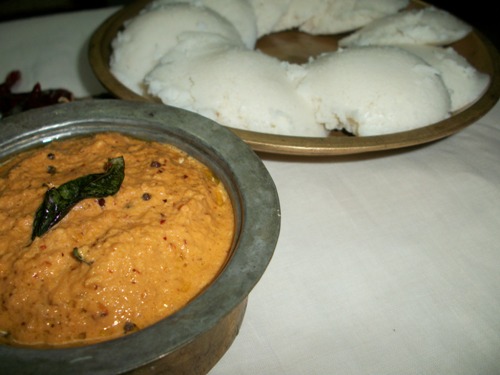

[88,0,500,156]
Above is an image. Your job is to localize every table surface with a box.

[1,6,499,375]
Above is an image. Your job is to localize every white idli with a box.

[145,0,258,48]
[145,33,328,137]
[296,46,452,136]
[271,0,328,33]
[398,44,490,112]
[248,0,291,37]
[339,6,472,47]
[300,0,409,35]
[109,3,243,94]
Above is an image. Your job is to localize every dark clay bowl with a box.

[0,99,280,374]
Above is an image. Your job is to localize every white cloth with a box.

[1,8,499,375]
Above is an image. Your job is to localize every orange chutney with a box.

[0,133,234,347]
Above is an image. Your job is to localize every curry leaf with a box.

[32,156,125,239]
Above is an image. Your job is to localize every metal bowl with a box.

[0,99,280,374]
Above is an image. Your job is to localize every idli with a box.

[145,0,258,48]
[271,0,328,33]
[248,0,291,37]
[339,6,472,47]
[398,44,490,111]
[296,46,452,136]
[300,0,409,34]
[109,3,243,94]
[145,33,328,137]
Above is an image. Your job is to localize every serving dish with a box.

[0,99,281,374]
[88,0,500,156]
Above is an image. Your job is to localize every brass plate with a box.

[89,0,500,156]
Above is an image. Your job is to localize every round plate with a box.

[88,0,500,156]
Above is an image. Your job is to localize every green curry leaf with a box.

[32,156,125,239]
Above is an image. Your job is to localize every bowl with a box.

[0,99,281,374]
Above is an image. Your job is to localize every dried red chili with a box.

[0,70,74,119]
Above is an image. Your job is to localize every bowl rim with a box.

[0,99,281,374]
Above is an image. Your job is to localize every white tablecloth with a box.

[1,8,499,375]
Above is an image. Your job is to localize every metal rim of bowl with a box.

[0,99,281,374]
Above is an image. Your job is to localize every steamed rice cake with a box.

[250,0,409,35]
[299,0,409,34]
[248,0,291,36]
[145,33,328,137]
[270,0,328,33]
[398,44,490,111]
[145,0,258,48]
[296,46,452,136]
[339,7,472,47]
[110,3,243,94]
